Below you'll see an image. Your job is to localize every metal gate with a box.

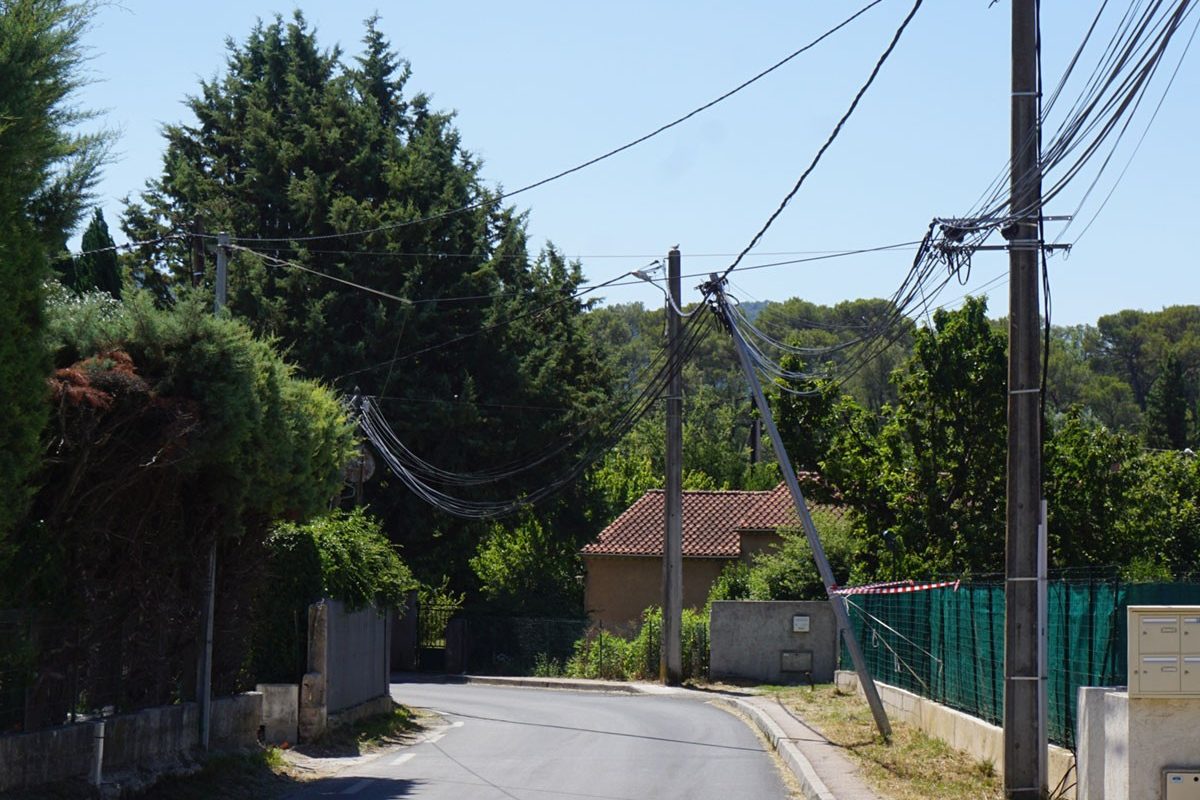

[416,605,456,672]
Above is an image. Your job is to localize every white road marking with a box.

[450,721,464,728]
[426,732,446,744]
[340,778,373,795]
[390,752,415,766]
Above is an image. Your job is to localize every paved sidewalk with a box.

[393,673,882,800]
[715,693,882,800]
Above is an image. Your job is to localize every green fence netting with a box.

[839,578,1200,747]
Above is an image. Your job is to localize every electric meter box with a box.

[1127,606,1200,698]
[1163,768,1200,800]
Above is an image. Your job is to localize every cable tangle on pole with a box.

[357,302,717,519]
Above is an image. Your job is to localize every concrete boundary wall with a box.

[300,599,392,742]
[710,601,837,684]
[325,600,390,713]
[1077,688,1200,800]
[0,693,262,794]
[835,670,1075,798]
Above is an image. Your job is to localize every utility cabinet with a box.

[1164,769,1200,800]
[1128,606,1200,698]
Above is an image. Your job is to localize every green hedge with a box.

[564,607,709,682]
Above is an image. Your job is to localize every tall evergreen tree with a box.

[123,14,610,591]
[0,0,110,542]
[1145,351,1193,450]
[58,207,121,297]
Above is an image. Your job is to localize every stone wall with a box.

[0,693,262,794]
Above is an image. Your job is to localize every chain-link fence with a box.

[839,576,1200,747]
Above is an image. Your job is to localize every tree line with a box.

[4,1,1199,666]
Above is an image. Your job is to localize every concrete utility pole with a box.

[1004,2,1046,796]
[661,247,683,685]
[198,231,230,751]
[711,281,890,739]
[190,216,206,287]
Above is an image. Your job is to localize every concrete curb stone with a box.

[709,695,837,800]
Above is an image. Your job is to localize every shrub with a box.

[5,289,356,723]
[564,606,709,682]
[252,509,416,683]
[565,628,630,680]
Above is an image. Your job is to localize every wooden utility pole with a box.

[1004,1,1046,796]
[661,247,683,685]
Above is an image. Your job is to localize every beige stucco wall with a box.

[737,530,782,561]
[583,555,729,632]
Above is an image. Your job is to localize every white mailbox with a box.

[1128,606,1200,698]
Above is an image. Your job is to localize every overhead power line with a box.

[359,305,718,518]
[720,0,925,280]
[207,0,890,247]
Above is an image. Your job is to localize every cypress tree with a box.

[123,13,611,589]
[0,0,110,542]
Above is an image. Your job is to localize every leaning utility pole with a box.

[1004,1,1046,796]
[198,231,230,751]
[707,280,891,739]
[661,247,683,685]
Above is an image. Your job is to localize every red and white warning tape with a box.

[830,578,960,596]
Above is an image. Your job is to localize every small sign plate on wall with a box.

[792,615,810,633]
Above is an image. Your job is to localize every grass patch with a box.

[765,684,1002,800]
[298,704,423,757]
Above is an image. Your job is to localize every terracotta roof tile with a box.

[581,489,761,558]
[735,483,796,530]
[582,480,845,558]
[738,478,844,531]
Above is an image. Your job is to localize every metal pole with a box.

[1005,1,1045,795]
[713,283,891,739]
[661,247,683,685]
[199,231,230,750]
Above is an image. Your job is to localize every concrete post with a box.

[298,601,328,741]
[89,720,105,787]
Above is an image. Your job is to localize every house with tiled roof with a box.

[581,481,841,630]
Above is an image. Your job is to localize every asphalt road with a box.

[284,681,791,799]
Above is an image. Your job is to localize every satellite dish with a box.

[344,445,376,483]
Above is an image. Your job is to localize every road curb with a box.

[396,675,843,800]
[709,696,836,800]
[454,675,644,694]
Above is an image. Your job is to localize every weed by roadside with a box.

[766,684,1002,800]
[126,749,289,799]
[295,704,423,758]
[125,704,425,799]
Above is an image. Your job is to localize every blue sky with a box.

[72,1,1199,325]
